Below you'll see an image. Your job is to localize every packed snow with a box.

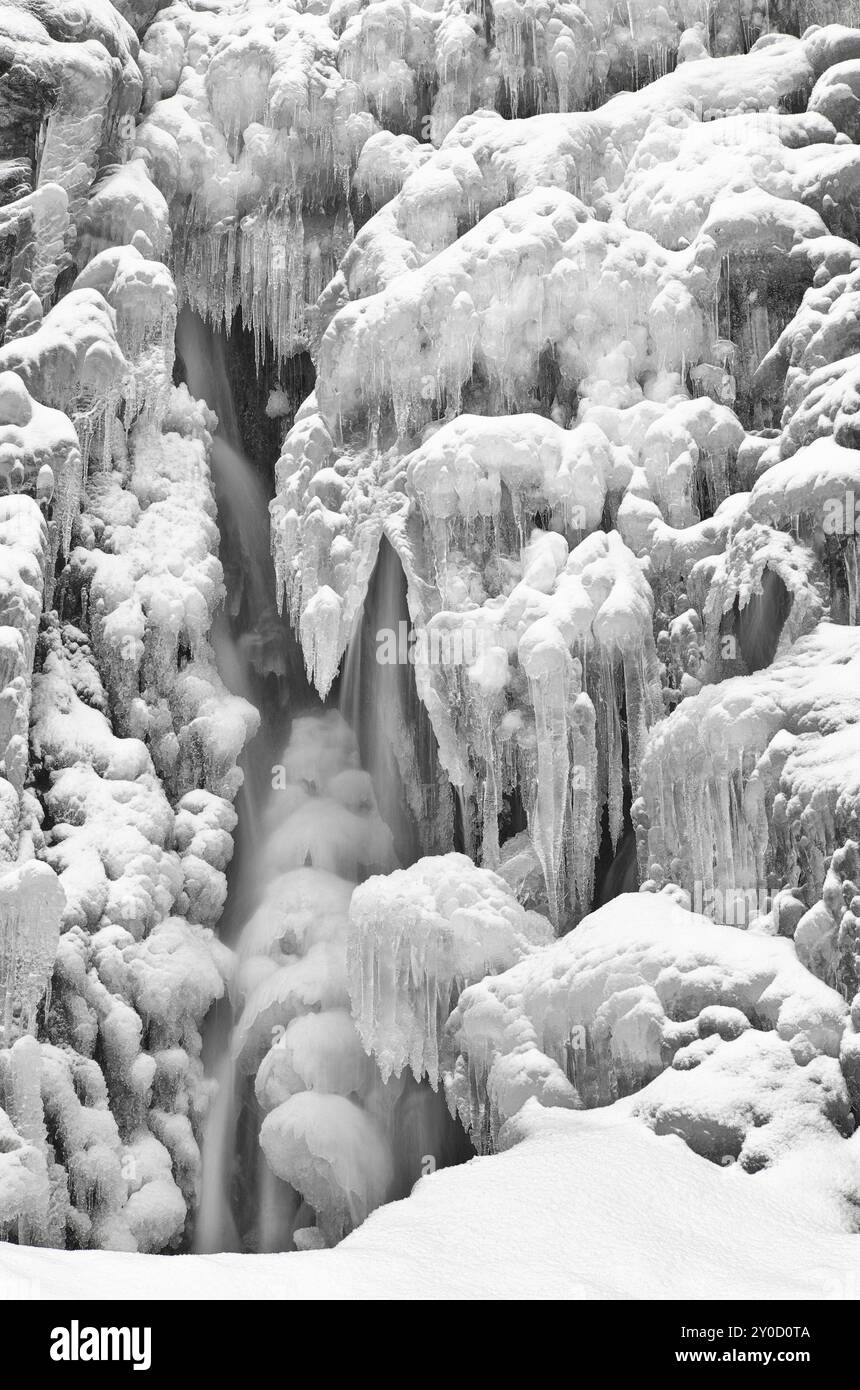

[5,1101,860,1298]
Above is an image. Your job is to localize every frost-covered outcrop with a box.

[267,21,860,929]
[637,622,860,915]
[133,0,831,364]
[0,0,256,1251]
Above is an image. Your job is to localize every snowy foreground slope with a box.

[7,0,860,1289]
[4,1104,860,1300]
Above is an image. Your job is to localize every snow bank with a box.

[5,1102,860,1298]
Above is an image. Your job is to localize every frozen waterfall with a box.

[4,0,860,1290]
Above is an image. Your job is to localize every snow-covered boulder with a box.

[445,892,849,1156]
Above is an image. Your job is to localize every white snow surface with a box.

[3,1101,860,1299]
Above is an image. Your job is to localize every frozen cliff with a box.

[3,0,860,1262]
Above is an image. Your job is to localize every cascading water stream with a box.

[195,699,470,1251]
[336,536,455,864]
[172,311,305,1250]
[175,309,291,714]
[176,318,468,1251]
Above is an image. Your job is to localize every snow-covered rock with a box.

[445,892,851,1171]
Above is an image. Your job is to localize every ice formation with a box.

[348,853,552,1085]
[637,623,860,917]
[132,0,812,366]
[0,0,256,1252]
[5,0,860,1269]
[269,24,860,925]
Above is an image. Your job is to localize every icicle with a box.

[519,618,573,928]
[569,683,598,919]
[299,585,345,699]
[599,652,624,853]
[0,863,64,1042]
[846,538,859,627]
[347,854,551,1090]
[1,1034,51,1246]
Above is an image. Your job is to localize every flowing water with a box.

[178,318,468,1252]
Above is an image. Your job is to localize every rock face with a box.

[4,0,860,1252]
[0,0,256,1251]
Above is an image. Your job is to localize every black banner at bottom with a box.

[0,1298,852,1376]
